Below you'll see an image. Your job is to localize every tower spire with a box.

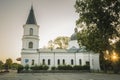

[26,6,37,24]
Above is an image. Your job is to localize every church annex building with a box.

[21,6,100,70]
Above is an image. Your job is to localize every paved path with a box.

[0,70,120,80]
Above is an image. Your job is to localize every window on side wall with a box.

[43,59,45,65]
[79,59,82,66]
[32,59,34,65]
[63,59,65,65]
[71,59,74,65]
[48,59,50,65]
[58,59,60,65]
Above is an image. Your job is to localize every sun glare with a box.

[111,51,118,62]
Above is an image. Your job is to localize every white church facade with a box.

[21,6,100,70]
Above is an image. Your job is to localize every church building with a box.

[21,6,100,70]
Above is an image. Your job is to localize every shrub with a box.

[57,65,73,70]
[65,65,73,70]
[17,65,24,73]
[30,65,49,70]
[57,65,90,70]
[30,65,39,70]
[57,65,63,70]
[73,65,82,70]
[82,65,90,70]
[51,66,56,70]
[42,65,49,70]
[24,64,29,71]
[38,65,43,70]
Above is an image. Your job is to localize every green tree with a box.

[75,0,120,72]
[0,60,3,71]
[54,36,69,49]
[11,63,20,69]
[47,40,54,50]
[47,36,69,49]
[75,0,120,52]
[5,58,13,69]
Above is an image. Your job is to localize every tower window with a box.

[71,59,74,65]
[29,42,33,48]
[30,28,33,35]
[57,59,60,65]
[48,59,50,65]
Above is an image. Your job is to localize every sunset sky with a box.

[0,0,78,62]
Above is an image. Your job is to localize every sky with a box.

[0,0,78,63]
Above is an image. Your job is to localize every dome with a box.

[70,28,78,40]
[70,33,77,40]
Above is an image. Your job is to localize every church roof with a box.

[26,6,37,24]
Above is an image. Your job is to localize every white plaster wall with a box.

[22,39,39,49]
[23,24,39,36]
[21,51,100,70]
[54,53,75,66]
[90,53,100,71]
[21,53,39,66]
[39,52,76,67]
[83,52,90,65]
[22,24,39,49]
[76,52,90,65]
[76,53,83,65]
[39,53,54,66]
[38,52,92,67]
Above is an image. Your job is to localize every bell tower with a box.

[22,6,39,50]
[21,6,39,66]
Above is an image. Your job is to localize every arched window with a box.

[79,59,82,65]
[30,28,33,35]
[48,59,50,65]
[29,42,33,48]
[58,59,60,65]
[71,59,74,65]
[43,59,45,65]
[63,59,65,65]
